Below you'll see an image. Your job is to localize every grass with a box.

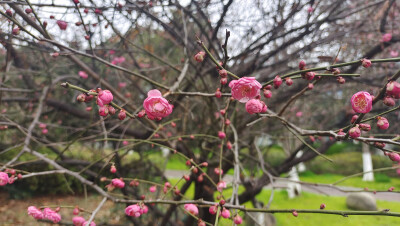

[299,171,400,191]
[169,178,400,226]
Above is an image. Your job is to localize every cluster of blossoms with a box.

[125,204,149,218]
[27,206,61,223]
[76,88,173,121]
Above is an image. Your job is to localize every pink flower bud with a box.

[214,167,223,175]
[183,175,190,181]
[245,99,267,114]
[118,110,126,120]
[359,123,371,132]
[77,93,86,102]
[198,220,206,226]
[220,78,228,85]
[217,181,227,192]
[374,142,385,148]
[6,9,13,17]
[184,203,198,215]
[389,152,400,162]
[194,51,206,62]
[386,81,400,99]
[42,129,48,134]
[218,131,226,139]
[361,59,372,68]
[86,107,92,111]
[110,165,117,173]
[351,91,373,113]
[56,20,68,30]
[226,141,232,150]
[221,208,230,218]
[111,178,125,188]
[94,8,102,14]
[219,69,228,78]
[98,106,109,117]
[307,83,314,90]
[108,106,116,115]
[381,33,392,42]
[377,117,389,130]
[299,60,306,70]
[285,78,293,86]
[337,76,345,84]
[73,207,80,215]
[273,76,282,89]
[383,96,395,106]
[78,71,88,79]
[97,90,113,107]
[149,185,156,193]
[388,186,395,192]
[349,126,361,138]
[25,8,32,14]
[263,89,272,98]
[332,68,341,75]
[264,85,272,90]
[233,215,243,224]
[137,110,146,118]
[305,72,315,80]
[84,8,89,13]
[209,205,218,215]
[351,115,359,124]
[12,27,20,35]
[229,77,262,102]
[215,88,222,98]
[292,210,298,217]
[320,203,326,209]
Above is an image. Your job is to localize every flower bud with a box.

[98,106,109,117]
[215,88,222,98]
[320,203,326,209]
[263,89,272,98]
[108,106,116,115]
[77,93,86,102]
[349,126,361,138]
[219,69,228,78]
[361,58,372,68]
[194,51,206,62]
[359,123,371,132]
[305,72,315,80]
[383,96,395,106]
[25,8,32,14]
[285,78,293,86]
[307,83,314,90]
[118,110,126,120]
[377,117,389,130]
[337,76,345,84]
[220,78,228,85]
[273,76,282,89]
[299,60,306,70]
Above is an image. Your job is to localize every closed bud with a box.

[337,76,345,84]
[383,96,395,106]
[359,123,371,132]
[12,27,20,35]
[77,94,86,102]
[320,203,326,209]
[299,60,306,70]
[361,58,372,68]
[118,110,126,120]
[219,69,228,78]
[273,76,282,89]
[263,89,272,98]
[220,77,228,85]
[292,210,298,217]
[307,83,314,90]
[25,8,33,14]
[215,88,222,98]
[285,78,293,86]
[6,9,13,17]
[108,106,116,115]
[194,51,206,62]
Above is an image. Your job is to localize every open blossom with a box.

[381,33,392,42]
[0,172,9,186]
[125,204,142,217]
[245,99,267,114]
[97,90,113,107]
[78,71,88,79]
[184,204,198,215]
[112,178,125,188]
[43,208,61,223]
[350,91,372,113]
[27,206,44,220]
[229,77,262,103]
[217,181,227,192]
[143,89,173,120]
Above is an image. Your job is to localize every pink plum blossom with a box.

[143,89,173,120]
[229,77,262,103]
[56,20,67,30]
[245,99,267,114]
[350,91,372,113]
[217,181,227,192]
[125,204,142,217]
[381,33,392,42]
[184,204,199,215]
[149,185,157,193]
[78,71,88,79]
[43,208,61,223]
[97,90,113,107]
[0,172,9,186]
[111,178,125,188]
[27,206,44,220]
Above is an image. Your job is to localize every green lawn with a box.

[300,171,400,191]
[169,178,400,226]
